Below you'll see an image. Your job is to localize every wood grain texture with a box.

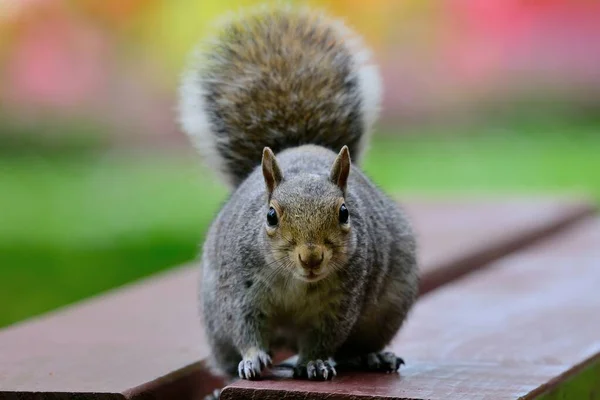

[221,363,567,400]
[0,198,594,399]
[224,217,600,399]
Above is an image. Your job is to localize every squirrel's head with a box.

[261,146,354,283]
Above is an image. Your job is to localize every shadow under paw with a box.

[337,351,405,373]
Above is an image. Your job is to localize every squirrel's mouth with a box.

[298,270,326,283]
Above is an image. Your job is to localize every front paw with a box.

[293,359,336,381]
[238,348,272,380]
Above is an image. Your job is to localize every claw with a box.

[295,359,336,381]
[396,357,405,370]
[237,349,272,380]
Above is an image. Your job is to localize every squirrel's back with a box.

[178,4,382,187]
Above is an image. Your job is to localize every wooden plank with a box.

[0,266,223,400]
[0,198,594,399]
[403,197,595,294]
[223,217,600,400]
[222,363,567,400]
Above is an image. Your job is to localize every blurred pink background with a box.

[1,0,599,146]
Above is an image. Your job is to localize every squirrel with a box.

[177,3,418,396]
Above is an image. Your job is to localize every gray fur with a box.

[200,145,418,380]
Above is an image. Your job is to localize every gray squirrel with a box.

[177,3,418,395]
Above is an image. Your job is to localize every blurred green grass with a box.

[1,121,599,328]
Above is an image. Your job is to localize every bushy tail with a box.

[177,4,382,188]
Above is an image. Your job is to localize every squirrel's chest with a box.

[265,281,342,326]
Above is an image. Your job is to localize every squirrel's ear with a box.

[262,147,283,196]
[330,145,351,193]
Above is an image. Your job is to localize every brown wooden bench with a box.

[0,197,596,399]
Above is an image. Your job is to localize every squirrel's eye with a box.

[339,203,349,224]
[266,207,278,226]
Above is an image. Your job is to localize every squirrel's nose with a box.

[298,251,324,270]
